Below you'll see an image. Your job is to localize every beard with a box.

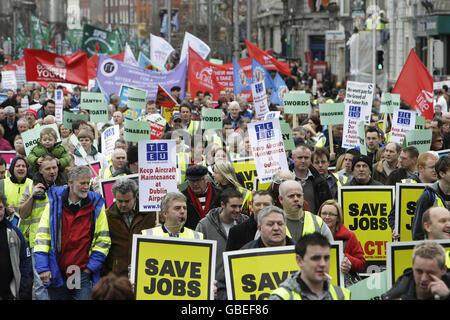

[73,186,89,199]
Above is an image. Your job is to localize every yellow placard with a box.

[386,240,450,288]
[395,183,427,242]
[223,243,343,300]
[131,235,216,300]
[232,158,271,191]
[339,186,394,264]
[162,106,179,123]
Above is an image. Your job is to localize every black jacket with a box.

[240,236,294,249]
[382,268,450,300]
[226,217,258,251]
[182,182,221,230]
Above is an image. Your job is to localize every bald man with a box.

[101,148,128,179]
[278,180,333,243]
[423,207,450,240]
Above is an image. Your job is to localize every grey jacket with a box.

[195,207,249,280]
[269,270,343,300]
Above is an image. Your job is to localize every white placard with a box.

[342,104,365,149]
[138,140,178,211]
[251,81,269,118]
[101,125,120,157]
[345,81,374,125]
[390,109,416,145]
[1,71,17,91]
[247,118,289,183]
[54,89,64,124]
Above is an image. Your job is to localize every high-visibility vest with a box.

[0,177,33,213]
[142,225,203,239]
[178,152,190,183]
[376,16,386,30]
[272,282,351,300]
[332,173,347,187]
[401,178,418,184]
[19,183,49,247]
[186,120,200,136]
[366,17,373,31]
[302,211,324,235]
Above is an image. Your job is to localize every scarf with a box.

[187,182,213,219]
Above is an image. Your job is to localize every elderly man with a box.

[34,165,110,300]
[101,148,128,179]
[383,241,450,300]
[278,180,333,243]
[181,165,221,230]
[104,178,155,277]
[226,101,242,129]
[1,106,19,147]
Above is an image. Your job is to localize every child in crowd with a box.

[28,127,71,174]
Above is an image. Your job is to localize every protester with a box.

[34,166,110,300]
[104,178,155,277]
[270,233,351,300]
[0,191,30,300]
[317,199,366,286]
[195,188,248,280]
[382,241,450,300]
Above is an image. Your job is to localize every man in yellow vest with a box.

[180,102,200,137]
[18,155,68,300]
[100,148,128,179]
[270,232,351,300]
[278,180,333,243]
[141,192,203,239]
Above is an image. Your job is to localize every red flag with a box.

[156,84,177,108]
[24,48,88,86]
[188,47,236,101]
[245,39,291,76]
[392,49,434,120]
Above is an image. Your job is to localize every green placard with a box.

[201,108,223,130]
[319,103,345,125]
[63,111,90,130]
[391,93,400,110]
[280,120,295,151]
[415,116,425,130]
[22,124,61,157]
[348,271,388,300]
[379,93,393,114]
[79,92,109,123]
[127,88,147,109]
[283,92,310,114]
[124,118,151,142]
[404,129,432,153]
[358,121,367,155]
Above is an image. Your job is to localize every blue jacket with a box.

[34,186,109,288]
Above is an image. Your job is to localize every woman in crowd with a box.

[317,199,366,287]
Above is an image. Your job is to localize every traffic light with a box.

[377,50,384,70]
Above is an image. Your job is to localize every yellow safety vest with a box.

[100,166,127,179]
[376,16,386,31]
[187,120,200,136]
[366,17,373,31]
[178,152,190,183]
[0,177,33,213]
[271,282,351,300]
[19,183,49,247]
[401,178,418,184]
[332,173,347,186]
[302,211,324,235]
[142,225,203,239]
